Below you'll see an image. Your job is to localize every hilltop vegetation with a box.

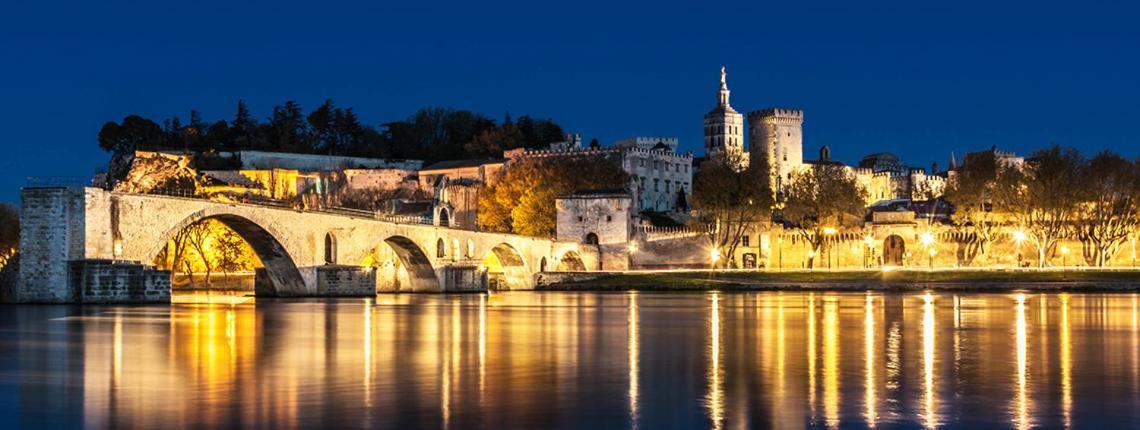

[97,101,566,163]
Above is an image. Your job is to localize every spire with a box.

[949,152,958,170]
[718,66,731,106]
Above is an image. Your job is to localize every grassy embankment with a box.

[552,269,1140,291]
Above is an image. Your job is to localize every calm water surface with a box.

[2,291,1140,429]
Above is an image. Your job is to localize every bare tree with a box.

[780,164,867,269]
[1075,151,1139,266]
[996,145,1084,267]
[183,219,215,284]
[943,151,1001,266]
[691,151,772,268]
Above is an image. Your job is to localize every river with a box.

[2,291,1139,429]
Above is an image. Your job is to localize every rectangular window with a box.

[665,181,671,192]
[639,159,644,167]
[654,179,659,191]
[742,235,750,247]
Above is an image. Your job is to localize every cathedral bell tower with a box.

[703,67,746,169]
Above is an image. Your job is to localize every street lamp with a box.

[822,227,837,270]
[807,249,815,272]
[928,247,937,270]
[920,232,935,247]
[1060,245,1069,268]
[710,248,721,270]
[1013,229,1028,268]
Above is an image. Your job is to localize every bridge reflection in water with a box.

[4,292,1140,428]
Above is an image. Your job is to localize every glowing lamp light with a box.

[628,242,638,254]
[807,250,815,259]
[864,234,874,247]
[928,248,937,257]
[823,227,838,235]
[920,232,935,246]
[1060,246,1070,255]
[710,248,721,262]
[1013,230,1028,243]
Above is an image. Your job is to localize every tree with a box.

[996,145,1084,267]
[231,100,258,150]
[182,220,215,285]
[1075,151,1139,266]
[98,115,165,153]
[0,204,18,270]
[478,155,629,236]
[214,227,256,278]
[943,150,1001,265]
[267,100,311,153]
[691,151,772,268]
[780,164,867,269]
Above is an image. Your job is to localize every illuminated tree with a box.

[478,155,629,237]
[1075,151,1139,266]
[995,145,1084,267]
[943,150,1001,265]
[214,227,256,278]
[691,151,772,268]
[780,164,867,269]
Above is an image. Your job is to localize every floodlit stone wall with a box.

[316,265,377,296]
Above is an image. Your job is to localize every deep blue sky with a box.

[2,1,1138,204]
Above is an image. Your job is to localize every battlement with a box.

[519,145,693,159]
[747,108,804,121]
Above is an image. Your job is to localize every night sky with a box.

[2,0,1138,204]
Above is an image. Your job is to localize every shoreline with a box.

[536,270,1140,292]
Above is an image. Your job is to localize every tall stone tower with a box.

[748,108,804,190]
[703,67,746,168]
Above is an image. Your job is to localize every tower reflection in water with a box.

[6,291,1140,428]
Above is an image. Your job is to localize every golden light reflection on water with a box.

[922,293,937,429]
[823,297,840,429]
[865,294,877,427]
[1014,293,1032,430]
[706,292,724,430]
[628,292,640,429]
[1060,293,1072,429]
[19,291,1140,428]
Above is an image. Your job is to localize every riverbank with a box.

[537,269,1140,292]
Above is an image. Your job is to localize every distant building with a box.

[615,136,679,152]
[748,108,805,190]
[513,140,693,213]
[703,67,747,168]
[417,158,508,230]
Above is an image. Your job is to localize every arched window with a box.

[585,233,599,245]
[436,238,446,258]
[540,257,548,272]
[324,233,337,264]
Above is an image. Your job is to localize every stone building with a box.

[748,108,805,190]
[514,141,693,213]
[555,190,633,270]
[703,67,747,168]
[417,158,508,230]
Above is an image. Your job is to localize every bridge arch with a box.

[481,243,530,290]
[555,250,587,271]
[381,235,441,292]
[150,212,307,296]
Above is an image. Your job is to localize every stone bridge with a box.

[15,187,595,303]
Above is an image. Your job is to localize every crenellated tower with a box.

[748,108,804,190]
[703,67,746,168]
